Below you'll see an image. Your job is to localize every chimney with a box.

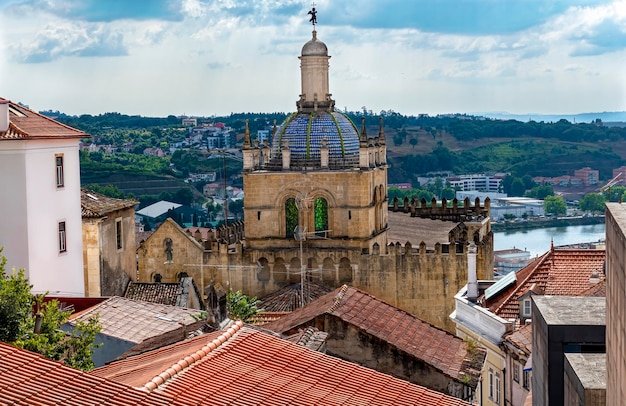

[0,100,9,132]
[467,242,479,301]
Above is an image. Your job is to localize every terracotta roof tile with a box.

[504,323,533,354]
[0,98,88,140]
[92,322,470,405]
[81,189,138,218]
[0,342,178,405]
[124,282,182,306]
[486,249,605,319]
[259,281,332,312]
[578,279,606,297]
[263,285,475,382]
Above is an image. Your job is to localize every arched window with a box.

[314,197,328,237]
[285,198,298,238]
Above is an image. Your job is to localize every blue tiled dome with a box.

[271,111,360,169]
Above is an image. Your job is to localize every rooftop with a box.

[81,188,138,218]
[504,322,532,354]
[136,200,182,219]
[533,296,606,326]
[0,342,176,406]
[68,296,202,344]
[259,281,332,312]
[92,321,471,406]
[486,248,606,319]
[565,353,606,390]
[264,285,477,382]
[387,211,456,247]
[0,98,88,140]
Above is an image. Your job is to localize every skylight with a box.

[484,271,517,301]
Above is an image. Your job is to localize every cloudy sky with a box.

[1,0,625,117]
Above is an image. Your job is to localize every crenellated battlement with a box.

[389,196,490,222]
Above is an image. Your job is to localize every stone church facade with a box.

[137,27,493,332]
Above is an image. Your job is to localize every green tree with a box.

[441,187,455,200]
[0,249,101,371]
[226,290,263,322]
[580,193,606,213]
[525,184,554,199]
[409,138,417,148]
[510,178,526,196]
[544,195,567,216]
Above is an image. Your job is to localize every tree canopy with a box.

[543,195,567,217]
[0,249,101,371]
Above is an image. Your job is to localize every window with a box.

[285,198,298,238]
[495,373,501,405]
[488,369,494,399]
[523,370,531,390]
[523,299,532,317]
[55,155,64,187]
[58,221,67,253]
[513,361,520,383]
[314,197,328,237]
[115,218,123,250]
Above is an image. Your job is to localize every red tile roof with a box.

[263,285,474,382]
[504,323,533,354]
[486,248,606,319]
[259,281,332,312]
[0,342,178,406]
[578,279,606,297]
[0,98,88,140]
[93,321,471,405]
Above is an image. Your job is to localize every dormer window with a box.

[523,298,532,317]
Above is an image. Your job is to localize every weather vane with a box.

[308,2,317,27]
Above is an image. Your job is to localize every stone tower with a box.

[242,29,388,254]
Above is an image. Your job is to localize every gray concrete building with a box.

[532,296,606,405]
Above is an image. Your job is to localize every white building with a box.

[0,98,87,296]
[447,174,506,193]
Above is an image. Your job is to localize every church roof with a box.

[301,30,328,56]
[270,111,360,169]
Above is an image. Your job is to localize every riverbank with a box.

[491,215,605,232]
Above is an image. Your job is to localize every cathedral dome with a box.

[301,31,328,56]
[271,111,360,169]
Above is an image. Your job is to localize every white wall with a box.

[0,138,84,296]
[0,143,29,270]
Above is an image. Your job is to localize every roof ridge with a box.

[142,320,244,392]
[327,284,349,313]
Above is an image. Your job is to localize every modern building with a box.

[531,296,606,405]
[0,98,87,296]
[605,203,626,405]
[574,167,599,186]
[446,174,506,193]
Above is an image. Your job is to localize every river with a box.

[493,223,606,258]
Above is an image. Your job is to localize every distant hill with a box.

[475,111,626,125]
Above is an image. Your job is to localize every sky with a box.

[1,0,625,117]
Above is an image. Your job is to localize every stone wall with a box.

[83,207,137,297]
[137,203,493,333]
